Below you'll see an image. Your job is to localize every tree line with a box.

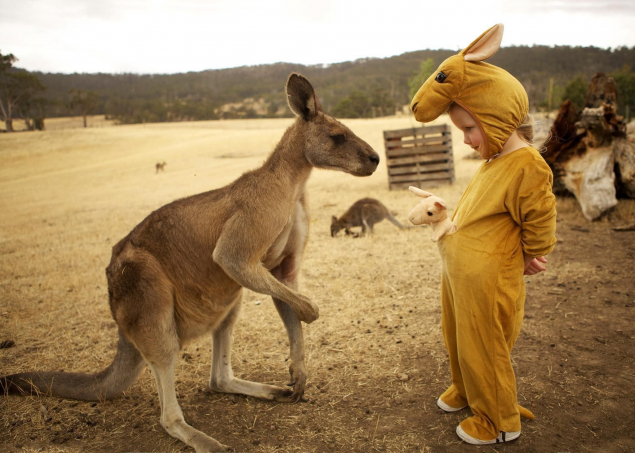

[1,45,635,131]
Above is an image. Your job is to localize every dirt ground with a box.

[1,115,634,453]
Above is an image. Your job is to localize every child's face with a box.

[448,103,485,158]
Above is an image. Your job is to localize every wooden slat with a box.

[390,179,454,191]
[384,124,454,191]
[386,144,451,158]
[385,135,450,149]
[386,152,453,167]
[388,171,454,183]
[383,124,448,139]
[388,162,454,175]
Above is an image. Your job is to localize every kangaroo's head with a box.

[286,73,380,177]
[330,216,344,237]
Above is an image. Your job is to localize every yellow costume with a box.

[411,25,557,442]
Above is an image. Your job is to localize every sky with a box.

[1,0,634,75]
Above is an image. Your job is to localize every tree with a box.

[19,97,49,131]
[408,58,435,101]
[369,87,396,117]
[69,89,99,127]
[331,91,371,118]
[611,65,635,121]
[0,51,46,132]
[562,75,588,112]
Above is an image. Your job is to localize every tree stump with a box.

[561,146,617,220]
[542,73,634,221]
[614,137,635,198]
[585,73,618,109]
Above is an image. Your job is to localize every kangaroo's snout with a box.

[369,153,380,165]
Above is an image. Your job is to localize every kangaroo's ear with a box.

[409,186,433,198]
[331,215,338,223]
[434,200,447,210]
[286,73,322,121]
[461,24,504,62]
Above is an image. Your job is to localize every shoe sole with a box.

[437,397,467,412]
[456,425,521,445]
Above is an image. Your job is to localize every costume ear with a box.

[409,186,433,198]
[461,24,504,62]
[286,73,321,121]
[434,200,447,210]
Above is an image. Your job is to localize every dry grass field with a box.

[1,115,634,452]
[1,115,116,132]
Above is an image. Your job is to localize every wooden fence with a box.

[383,124,454,190]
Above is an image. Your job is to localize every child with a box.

[410,24,557,445]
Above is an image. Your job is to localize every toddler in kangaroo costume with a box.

[410,24,557,444]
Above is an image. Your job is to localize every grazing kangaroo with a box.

[331,198,405,237]
[155,161,167,173]
[0,74,380,452]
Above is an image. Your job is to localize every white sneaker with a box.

[437,397,467,412]
[456,424,521,445]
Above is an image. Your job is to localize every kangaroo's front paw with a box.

[296,295,319,324]
[286,361,307,402]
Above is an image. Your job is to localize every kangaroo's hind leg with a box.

[147,353,229,452]
[111,252,228,452]
[361,206,375,235]
[271,254,307,402]
[209,291,294,402]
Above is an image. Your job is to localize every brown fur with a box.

[331,198,405,237]
[1,74,380,452]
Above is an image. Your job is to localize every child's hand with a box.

[524,255,547,276]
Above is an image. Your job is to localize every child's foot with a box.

[437,384,468,412]
[456,424,521,445]
[437,397,467,412]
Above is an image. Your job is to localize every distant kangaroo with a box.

[1,74,380,452]
[331,198,405,237]
[155,161,167,173]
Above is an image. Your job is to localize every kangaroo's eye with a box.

[427,211,433,216]
[331,134,346,144]
[435,72,447,83]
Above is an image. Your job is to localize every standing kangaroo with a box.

[1,74,380,452]
[155,161,167,173]
[331,198,405,237]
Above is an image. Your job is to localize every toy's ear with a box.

[434,201,447,210]
[461,24,504,62]
[409,186,433,198]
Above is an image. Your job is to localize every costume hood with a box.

[410,24,529,158]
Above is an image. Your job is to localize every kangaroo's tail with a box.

[1,329,144,401]
[386,211,409,230]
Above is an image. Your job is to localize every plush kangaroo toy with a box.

[408,186,457,242]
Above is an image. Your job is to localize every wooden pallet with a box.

[384,124,454,190]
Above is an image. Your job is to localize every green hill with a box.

[22,45,635,122]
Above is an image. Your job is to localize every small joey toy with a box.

[408,186,457,242]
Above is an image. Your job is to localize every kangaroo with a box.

[155,161,167,173]
[331,198,405,237]
[0,74,380,452]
